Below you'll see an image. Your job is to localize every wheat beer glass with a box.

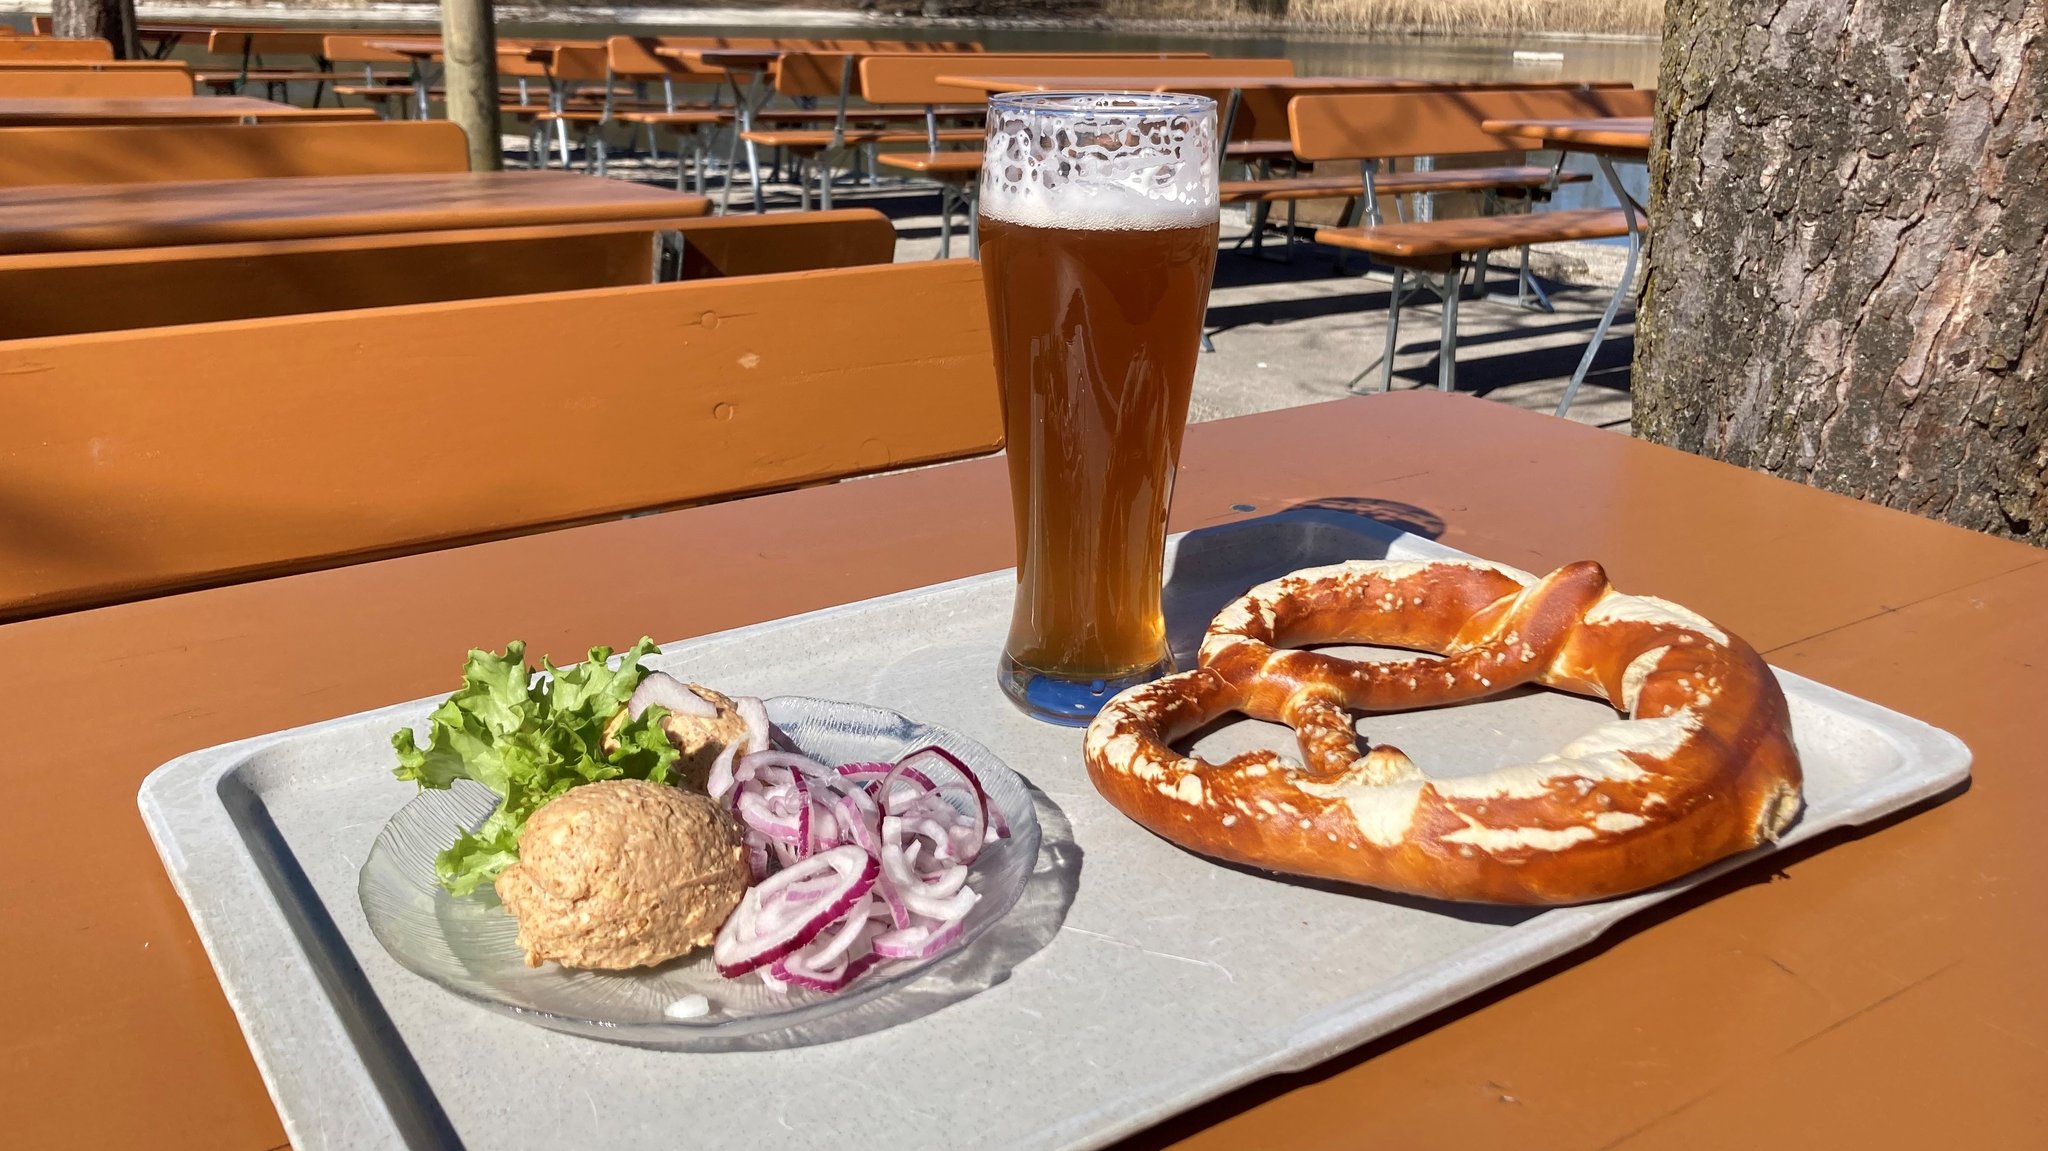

[979,92,1220,724]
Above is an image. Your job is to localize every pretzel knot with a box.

[1082,559,1804,904]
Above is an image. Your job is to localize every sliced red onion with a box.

[736,696,771,754]
[872,918,964,961]
[744,749,830,776]
[712,742,1001,995]
[880,816,981,921]
[772,947,885,993]
[627,671,719,720]
[713,845,876,977]
[917,862,969,899]
[737,791,801,843]
[800,891,874,969]
[706,740,741,803]
[899,745,1009,842]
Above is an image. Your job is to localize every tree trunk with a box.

[440,0,503,172]
[1633,0,2047,545]
[51,0,139,59]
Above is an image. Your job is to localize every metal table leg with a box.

[1556,155,1645,418]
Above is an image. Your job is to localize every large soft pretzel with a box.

[1082,559,1803,904]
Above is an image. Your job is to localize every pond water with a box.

[505,20,1661,89]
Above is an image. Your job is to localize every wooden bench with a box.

[0,37,112,61]
[0,36,113,60]
[194,29,340,100]
[0,258,1001,618]
[1288,89,1654,397]
[0,208,899,338]
[570,39,986,192]
[324,34,549,119]
[0,121,469,186]
[321,34,433,112]
[0,66,193,97]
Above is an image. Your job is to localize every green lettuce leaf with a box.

[393,637,681,896]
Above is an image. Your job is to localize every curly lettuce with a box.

[393,637,681,895]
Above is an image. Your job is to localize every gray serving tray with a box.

[139,510,1971,1151]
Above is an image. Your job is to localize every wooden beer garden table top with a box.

[0,170,710,254]
[2,390,2040,1148]
[1484,115,1654,156]
[0,95,377,126]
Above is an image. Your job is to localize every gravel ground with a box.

[880,186,1637,432]
[558,149,1637,433]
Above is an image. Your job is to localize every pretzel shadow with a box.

[1163,500,1444,668]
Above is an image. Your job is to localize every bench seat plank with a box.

[1220,165,1592,204]
[1316,207,1637,263]
[744,126,982,149]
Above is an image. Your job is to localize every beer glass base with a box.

[996,653,1172,726]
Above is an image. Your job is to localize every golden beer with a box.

[978,93,1220,722]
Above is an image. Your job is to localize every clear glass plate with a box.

[359,696,1046,1050]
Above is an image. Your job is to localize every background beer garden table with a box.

[1,392,2038,1148]
[0,170,709,254]
[0,96,378,125]
[1481,115,1655,156]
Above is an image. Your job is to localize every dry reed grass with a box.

[1102,0,1663,36]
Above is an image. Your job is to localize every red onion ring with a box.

[712,845,877,977]
[707,713,1011,996]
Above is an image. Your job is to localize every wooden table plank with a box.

[0,170,709,254]
[0,96,375,125]
[1,392,2038,1148]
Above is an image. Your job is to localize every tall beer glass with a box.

[979,92,1220,723]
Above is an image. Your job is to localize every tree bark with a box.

[51,0,139,59]
[440,0,503,172]
[1633,0,2047,545]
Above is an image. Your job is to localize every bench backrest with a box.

[0,66,192,97]
[1290,87,1654,161]
[0,259,1000,618]
[1230,79,1633,145]
[321,34,414,67]
[858,51,1216,107]
[0,120,469,186]
[774,50,856,99]
[605,35,740,82]
[0,208,900,339]
[0,37,112,61]
[206,29,329,59]
[772,42,985,99]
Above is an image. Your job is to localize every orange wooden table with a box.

[365,37,568,118]
[0,170,710,253]
[0,95,375,125]
[1,391,2040,1148]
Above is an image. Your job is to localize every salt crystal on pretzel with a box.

[1081,559,1804,904]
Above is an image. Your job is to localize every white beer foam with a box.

[980,93,1219,231]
